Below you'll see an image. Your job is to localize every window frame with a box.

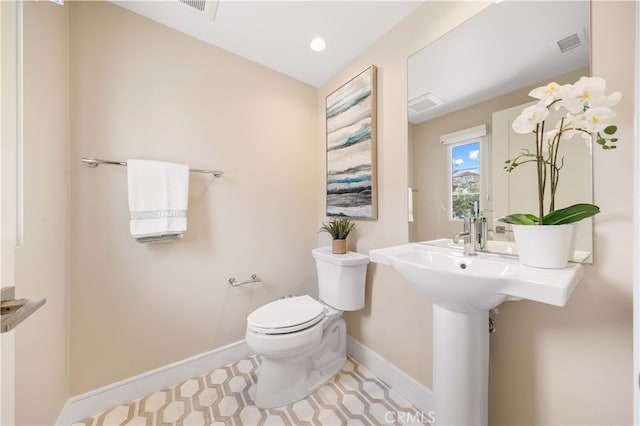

[441,125,488,221]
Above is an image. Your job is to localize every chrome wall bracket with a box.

[228,274,260,287]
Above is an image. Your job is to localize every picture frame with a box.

[325,65,378,219]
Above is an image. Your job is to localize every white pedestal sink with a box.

[370,240,583,425]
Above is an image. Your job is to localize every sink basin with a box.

[369,239,583,425]
[422,237,592,263]
[381,245,518,312]
[370,239,583,313]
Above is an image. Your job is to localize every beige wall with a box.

[318,0,492,391]
[0,2,19,424]
[409,68,587,243]
[68,2,317,395]
[491,3,635,423]
[14,2,70,424]
[319,1,635,424]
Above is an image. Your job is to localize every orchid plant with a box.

[499,76,620,225]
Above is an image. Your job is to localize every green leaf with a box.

[604,125,617,135]
[497,213,539,225]
[319,217,355,239]
[542,203,600,225]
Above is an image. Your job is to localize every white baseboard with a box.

[56,336,432,425]
[346,335,434,414]
[55,340,251,425]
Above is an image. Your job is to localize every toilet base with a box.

[251,317,347,408]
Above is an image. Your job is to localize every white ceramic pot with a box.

[511,224,574,269]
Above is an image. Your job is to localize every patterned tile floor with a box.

[73,355,426,426]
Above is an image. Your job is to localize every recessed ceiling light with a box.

[310,38,326,52]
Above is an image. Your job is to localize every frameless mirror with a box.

[407,1,593,262]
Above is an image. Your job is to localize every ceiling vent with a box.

[409,92,444,113]
[557,33,582,53]
[175,0,219,20]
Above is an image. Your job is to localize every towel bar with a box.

[81,157,223,177]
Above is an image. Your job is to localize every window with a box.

[441,125,487,220]
[450,140,481,219]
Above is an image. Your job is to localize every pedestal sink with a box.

[370,239,583,425]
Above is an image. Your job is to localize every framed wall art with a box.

[325,65,377,218]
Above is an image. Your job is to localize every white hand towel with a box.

[408,187,414,223]
[127,159,189,243]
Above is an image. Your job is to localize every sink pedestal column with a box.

[432,305,489,426]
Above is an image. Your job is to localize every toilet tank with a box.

[312,247,369,311]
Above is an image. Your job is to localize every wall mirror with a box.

[407,1,593,263]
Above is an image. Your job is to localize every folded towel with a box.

[136,234,183,244]
[127,159,189,243]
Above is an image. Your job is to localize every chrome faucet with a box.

[454,203,488,256]
[454,216,478,255]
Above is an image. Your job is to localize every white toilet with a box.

[245,247,369,408]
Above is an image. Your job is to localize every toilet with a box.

[245,247,369,408]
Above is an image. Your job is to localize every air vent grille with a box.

[557,33,582,53]
[174,0,218,20]
[179,0,206,12]
[409,92,444,113]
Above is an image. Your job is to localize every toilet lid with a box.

[247,295,325,335]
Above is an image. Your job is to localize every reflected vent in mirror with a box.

[557,33,582,53]
[409,92,444,113]
[175,0,219,20]
[181,0,206,11]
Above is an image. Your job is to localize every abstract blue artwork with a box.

[325,65,377,218]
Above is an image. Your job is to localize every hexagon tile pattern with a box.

[73,356,427,425]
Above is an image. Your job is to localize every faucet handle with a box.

[472,215,488,251]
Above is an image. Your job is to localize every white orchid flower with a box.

[606,91,622,107]
[557,84,585,113]
[573,76,608,107]
[512,101,549,134]
[565,112,587,128]
[529,82,562,106]
[589,90,622,108]
[584,106,616,132]
[553,84,576,108]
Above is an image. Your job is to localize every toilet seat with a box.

[247,295,326,335]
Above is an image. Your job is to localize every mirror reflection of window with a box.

[450,140,481,220]
[440,124,488,221]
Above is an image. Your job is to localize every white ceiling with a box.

[408,1,590,123]
[110,0,424,87]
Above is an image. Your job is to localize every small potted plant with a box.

[319,218,355,254]
[499,76,620,268]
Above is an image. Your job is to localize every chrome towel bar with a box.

[81,157,223,177]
